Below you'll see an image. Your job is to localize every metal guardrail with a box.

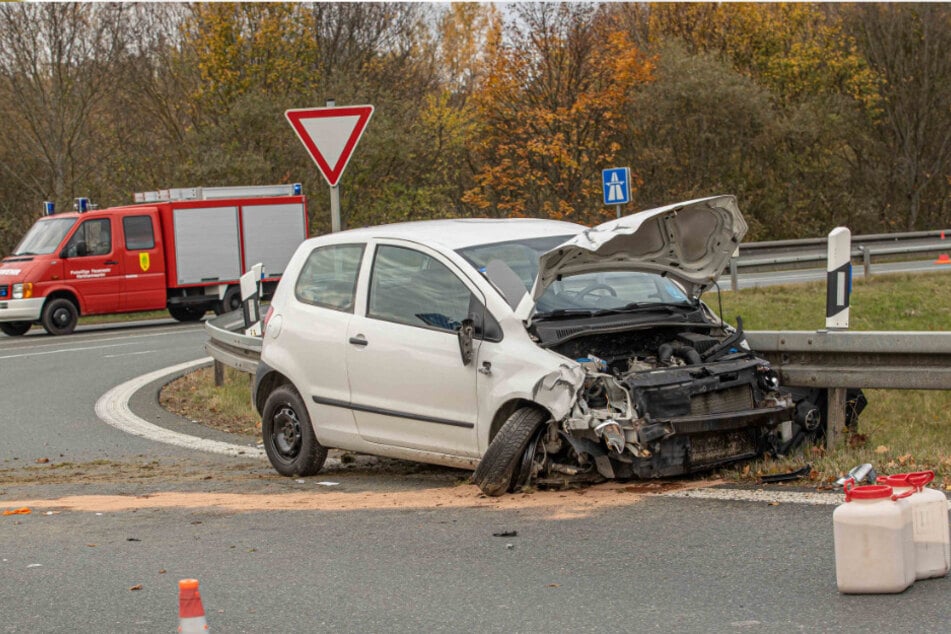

[204,311,261,375]
[729,239,951,290]
[745,330,951,390]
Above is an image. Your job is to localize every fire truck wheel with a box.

[214,286,242,315]
[0,321,32,336]
[41,298,78,336]
[168,305,205,322]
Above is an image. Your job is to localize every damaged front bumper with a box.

[532,355,795,485]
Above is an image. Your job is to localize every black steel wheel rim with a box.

[272,405,302,459]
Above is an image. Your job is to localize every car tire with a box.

[41,298,78,335]
[214,285,242,316]
[473,407,549,497]
[261,384,328,477]
[168,304,205,322]
[0,321,32,336]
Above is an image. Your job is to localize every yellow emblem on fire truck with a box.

[139,252,150,272]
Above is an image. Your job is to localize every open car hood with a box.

[529,195,747,304]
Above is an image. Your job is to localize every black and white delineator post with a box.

[824,227,852,449]
[240,262,265,336]
[826,227,852,330]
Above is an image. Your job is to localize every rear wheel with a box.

[0,321,32,336]
[41,298,78,335]
[262,385,327,477]
[473,407,549,496]
[214,285,242,315]
[168,304,205,322]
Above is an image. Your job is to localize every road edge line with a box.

[94,357,267,460]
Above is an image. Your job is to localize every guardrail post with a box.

[729,257,738,291]
[862,247,871,279]
[214,360,224,387]
[826,387,847,450]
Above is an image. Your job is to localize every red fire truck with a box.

[0,184,308,336]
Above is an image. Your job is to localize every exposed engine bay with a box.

[521,316,796,489]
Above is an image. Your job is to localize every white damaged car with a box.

[255,195,795,495]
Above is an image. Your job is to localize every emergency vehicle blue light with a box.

[43,201,55,216]
[292,183,302,195]
[75,197,89,213]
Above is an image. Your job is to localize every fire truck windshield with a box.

[12,217,76,256]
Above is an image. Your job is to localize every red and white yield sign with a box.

[285,105,374,187]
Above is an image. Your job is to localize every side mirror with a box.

[457,318,474,366]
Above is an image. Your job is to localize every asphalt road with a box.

[0,320,218,464]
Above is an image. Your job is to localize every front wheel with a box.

[0,321,32,336]
[473,407,549,496]
[168,304,205,322]
[261,385,328,477]
[41,298,78,335]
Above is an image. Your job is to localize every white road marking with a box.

[0,325,201,354]
[94,357,266,459]
[0,342,135,360]
[103,350,156,358]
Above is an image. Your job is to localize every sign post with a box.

[285,101,374,232]
[602,167,631,218]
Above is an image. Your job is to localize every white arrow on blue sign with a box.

[602,167,631,205]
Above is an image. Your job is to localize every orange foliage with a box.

[464,6,653,225]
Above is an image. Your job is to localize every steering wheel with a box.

[576,283,617,300]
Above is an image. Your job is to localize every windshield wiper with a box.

[590,302,696,316]
[532,308,597,321]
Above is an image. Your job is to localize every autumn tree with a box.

[847,3,951,230]
[464,3,653,224]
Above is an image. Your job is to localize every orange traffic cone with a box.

[178,579,209,632]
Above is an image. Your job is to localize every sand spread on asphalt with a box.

[1,480,719,520]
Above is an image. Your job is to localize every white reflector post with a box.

[826,227,852,330]
[240,262,264,335]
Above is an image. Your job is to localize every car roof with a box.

[305,218,585,250]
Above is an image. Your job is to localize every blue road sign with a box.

[602,167,631,205]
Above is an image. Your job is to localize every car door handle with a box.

[105,260,118,265]
[348,336,368,347]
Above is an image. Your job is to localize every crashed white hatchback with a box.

[255,195,795,495]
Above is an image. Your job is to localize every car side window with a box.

[123,216,155,250]
[294,244,364,313]
[369,245,473,333]
[64,218,111,258]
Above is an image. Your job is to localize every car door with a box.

[345,242,482,457]
[119,212,166,312]
[61,217,122,315]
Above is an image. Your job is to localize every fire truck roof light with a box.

[43,201,55,216]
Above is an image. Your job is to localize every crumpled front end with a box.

[521,326,795,487]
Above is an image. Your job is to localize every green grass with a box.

[716,272,951,488]
[160,366,260,437]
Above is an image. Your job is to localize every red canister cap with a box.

[845,483,893,502]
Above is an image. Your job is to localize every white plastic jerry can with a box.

[878,471,951,580]
[833,482,916,594]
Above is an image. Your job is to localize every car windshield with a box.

[458,235,693,315]
[457,235,574,290]
[534,270,691,315]
[12,217,76,255]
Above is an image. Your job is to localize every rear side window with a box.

[294,244,364,312]
[123,216,155,250]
